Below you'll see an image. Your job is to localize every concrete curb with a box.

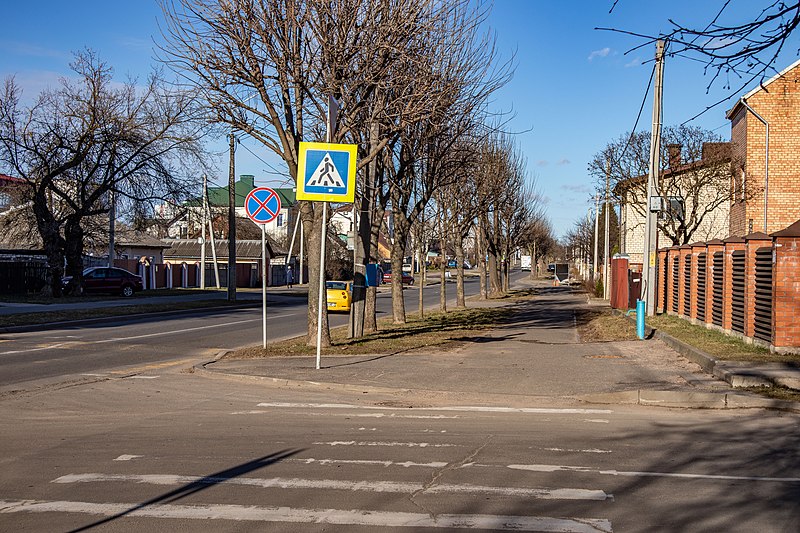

[612,309,799,392]
[194,358,800,413]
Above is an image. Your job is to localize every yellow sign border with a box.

[296,141,357,202]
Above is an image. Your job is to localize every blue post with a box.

[636,299,646,340]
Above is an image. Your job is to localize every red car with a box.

[382,270,414,285]
[62,267,144,297]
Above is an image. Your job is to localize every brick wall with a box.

[772,221,800,352]
[729,61,800,235]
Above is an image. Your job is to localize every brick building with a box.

[727,58,800,235]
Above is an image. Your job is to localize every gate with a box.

[753,247,773,343]
[730,250,746,334]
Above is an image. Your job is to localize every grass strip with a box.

[228,305,514,359]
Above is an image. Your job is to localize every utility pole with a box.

[643,39,665,315]
[603,159,611,300]
[227,132,237,301]
[201,173,207,289]
[592,193,599,285]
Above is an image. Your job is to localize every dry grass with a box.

[226,306,514,359]
[576,308,639,342]
[647,314,798,363]
[742,385,800,403]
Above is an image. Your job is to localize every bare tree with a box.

[590,125,735,246]
[602,2,800,117]
[0,50,204,296]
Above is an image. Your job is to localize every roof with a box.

[0,173,24,185]
[772,218,800,238]
[116,231,172,249]
[726,58,800,118]
[186,175,296,209]
[162,238,281,260]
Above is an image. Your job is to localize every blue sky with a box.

[2,1,797,238]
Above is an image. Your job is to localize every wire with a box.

[617,61,657,162]
[237,140,289,178]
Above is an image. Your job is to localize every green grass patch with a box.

[227,306,514,359]
[647,314,799,363]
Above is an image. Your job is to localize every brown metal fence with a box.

[696,253,706,320]
[683,255,691,316]
[730,250,746,334]
[671,256,679,313]
[712,252,724,327]
[753,247,773,343]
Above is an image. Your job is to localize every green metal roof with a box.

[186,175,296,208]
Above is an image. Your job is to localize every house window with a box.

[277,213,284,227]
[0,191,10,209]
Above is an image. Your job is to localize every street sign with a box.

[296,142,357,202]
[245,187,281,225]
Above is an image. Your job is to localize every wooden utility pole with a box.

[643,40,665,315]
[227,132,237,301]
[603,158,611,299]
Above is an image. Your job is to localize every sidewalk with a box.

[201,280,800,412]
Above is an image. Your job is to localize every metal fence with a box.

[0,261,48,295]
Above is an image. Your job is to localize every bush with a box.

[594,279,604,298]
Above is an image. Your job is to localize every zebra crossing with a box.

[0,402,621,531]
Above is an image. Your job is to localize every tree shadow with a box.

[67,448,303,532]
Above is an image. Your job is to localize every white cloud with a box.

[537,160,548,167]
[557,158,570,166]
[625,57,642,68]
[0,41,69,60]
[588,47,611,61]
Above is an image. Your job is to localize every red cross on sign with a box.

[245,187,281,224]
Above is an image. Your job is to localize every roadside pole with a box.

[262,223,267,348]
[296,96,358,371]
[244,187,282,351]
[643,39,665,315]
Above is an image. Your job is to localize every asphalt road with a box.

[0,367,797,532]
[0,275,490,393]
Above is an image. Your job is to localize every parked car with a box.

[446,259,457,269]
[382,270,414,285]
[326,280,351,312]
[62,266,143,297]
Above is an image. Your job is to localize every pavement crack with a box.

[407,434,493,519]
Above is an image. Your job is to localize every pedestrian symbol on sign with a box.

[307,153,344,188]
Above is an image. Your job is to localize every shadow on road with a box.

[67,448,303,532]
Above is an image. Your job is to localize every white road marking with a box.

[295,458,449,468]
[508,464,800,483]
[545,448,612,454]
[257,402,612,415]
[52,473,611,500]
[0,342,73,355]
[81,373,107,377]
[113,455,143,461]
[0,499,612,531]
[314,440,457,448]
[231,410,462,420]
[94,318,260,343]
[127,375,159,379]
[584,419,610,424]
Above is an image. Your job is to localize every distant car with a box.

[446,259,457,268]
[326,280,351,312]
[382,270,414,286]
[62,267,143,297]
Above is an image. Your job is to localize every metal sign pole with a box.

[262,223,267,349]
[316,201,327,370]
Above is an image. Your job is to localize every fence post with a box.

[771,220,800,354]
[705,239,725,328]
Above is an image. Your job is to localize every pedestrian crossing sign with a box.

[296,142,357,202]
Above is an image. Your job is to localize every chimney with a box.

[701,142,731,161]
[667,144,681,168]
[240,174,255,189]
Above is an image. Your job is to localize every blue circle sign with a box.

[245,187,281,224]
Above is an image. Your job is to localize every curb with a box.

[612,309,799,392]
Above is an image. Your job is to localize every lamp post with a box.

[739,98,769,233]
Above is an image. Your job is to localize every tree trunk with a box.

[390,234,406,324]
[455,238,466,308]
[303,201,331,347]
[438,206,447,313]
[477,225,487,300]
[31,192,65,297]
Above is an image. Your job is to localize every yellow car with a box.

[326,281,351,312]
